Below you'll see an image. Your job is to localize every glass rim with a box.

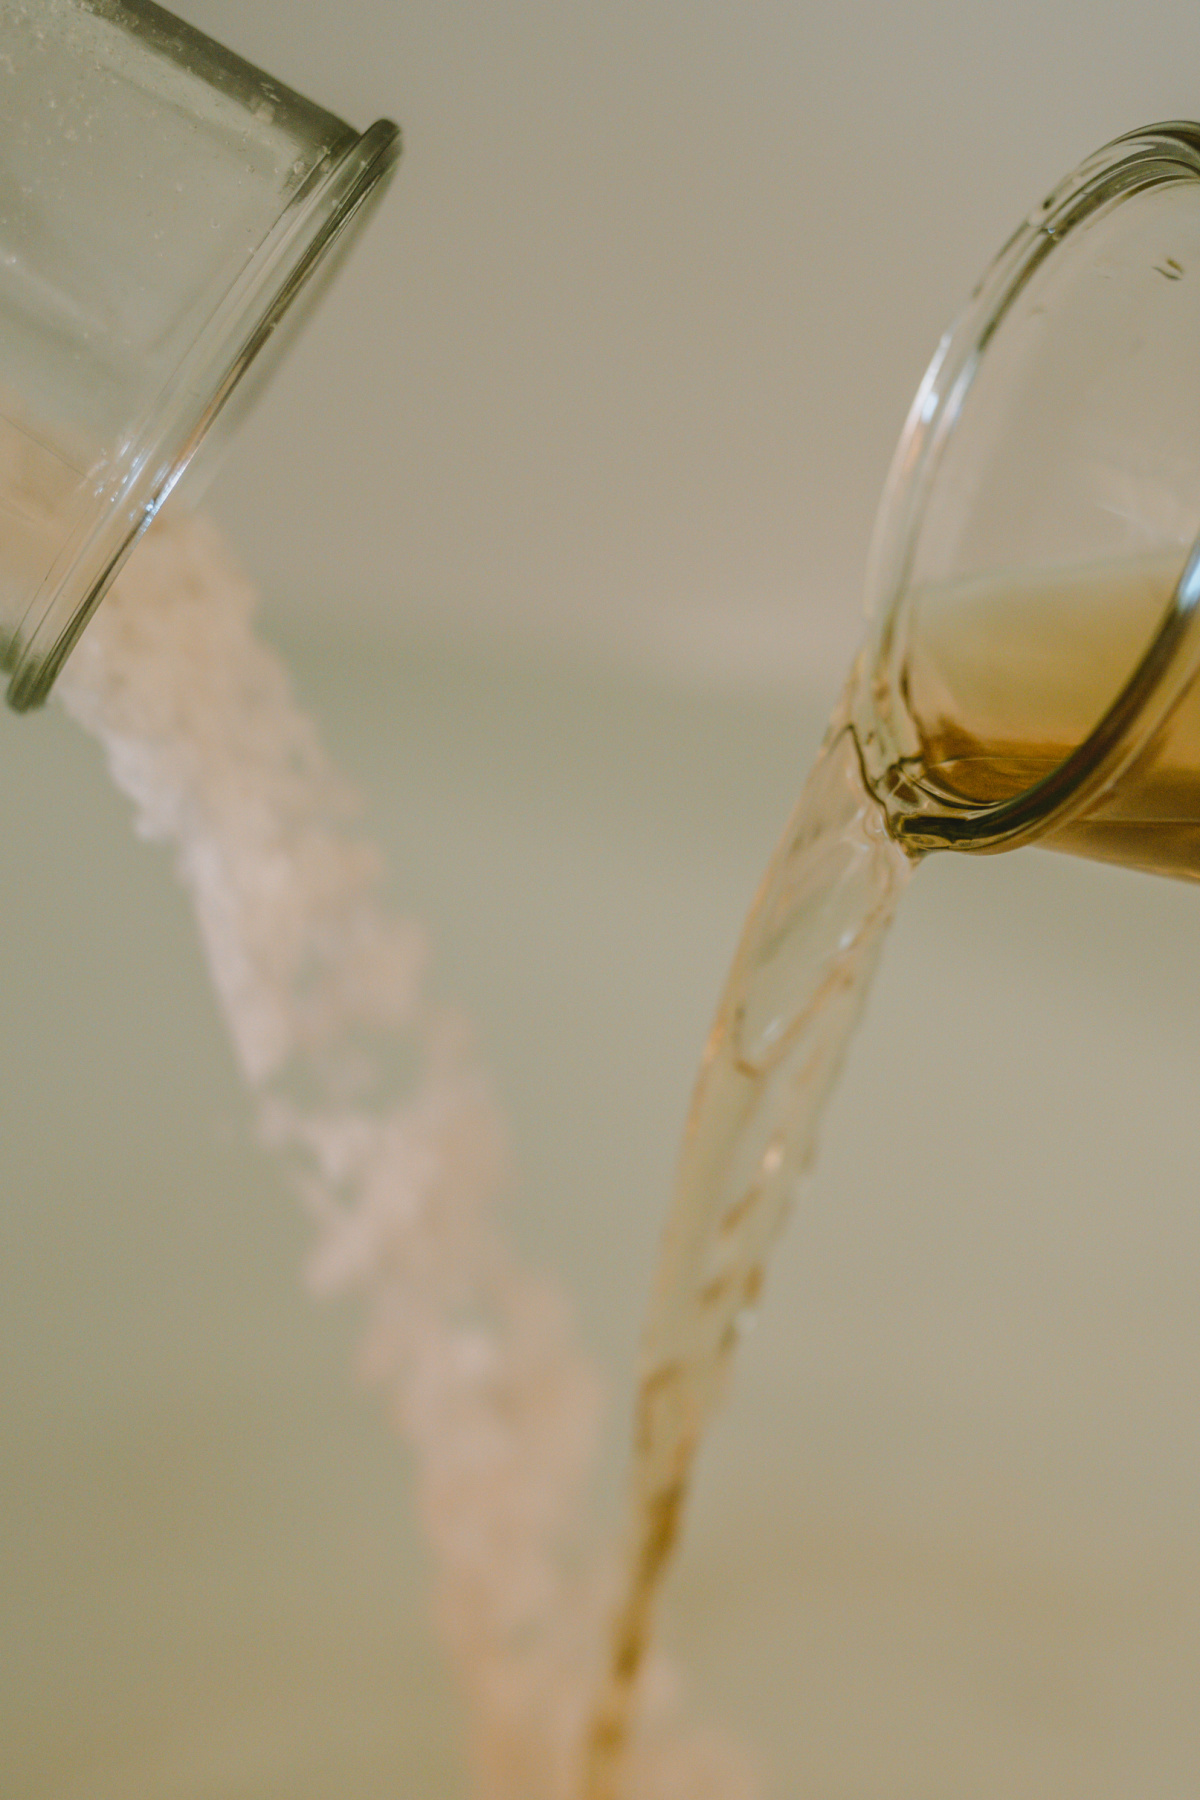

[856,120,1200,856]
[6,115,401,713]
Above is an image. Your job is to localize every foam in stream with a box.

[58,513,912,1797]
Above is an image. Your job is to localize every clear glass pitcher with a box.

[0,0,399,710]
[853,122,1200,882]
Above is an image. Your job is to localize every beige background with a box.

[185,0,1200,685]
[6,3,1200,1797]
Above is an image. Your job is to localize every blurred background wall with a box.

[185,0,1200,692]
[7,5,1200,1798]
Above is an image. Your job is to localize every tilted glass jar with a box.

[854,122,1200,882]
[0,0,399,709]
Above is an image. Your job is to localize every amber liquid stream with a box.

[582,701,913,1795]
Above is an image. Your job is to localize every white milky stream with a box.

[57,511,913,1798]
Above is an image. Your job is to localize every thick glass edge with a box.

[5,117,402,712]
[75,0,353,146]
[854,121,1200,855]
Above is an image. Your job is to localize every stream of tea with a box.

[580,686,913,1795]
[58,512,914,1798]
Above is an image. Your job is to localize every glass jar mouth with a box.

[854,121,1200,857]
[4,116,401,713]
[859,540,1200,855]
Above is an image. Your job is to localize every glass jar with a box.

[854,123,1200,882]
[0,0,399,709]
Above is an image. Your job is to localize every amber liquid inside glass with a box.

[901,549,1200,879]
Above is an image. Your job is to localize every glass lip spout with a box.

[852,120,1200,858]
